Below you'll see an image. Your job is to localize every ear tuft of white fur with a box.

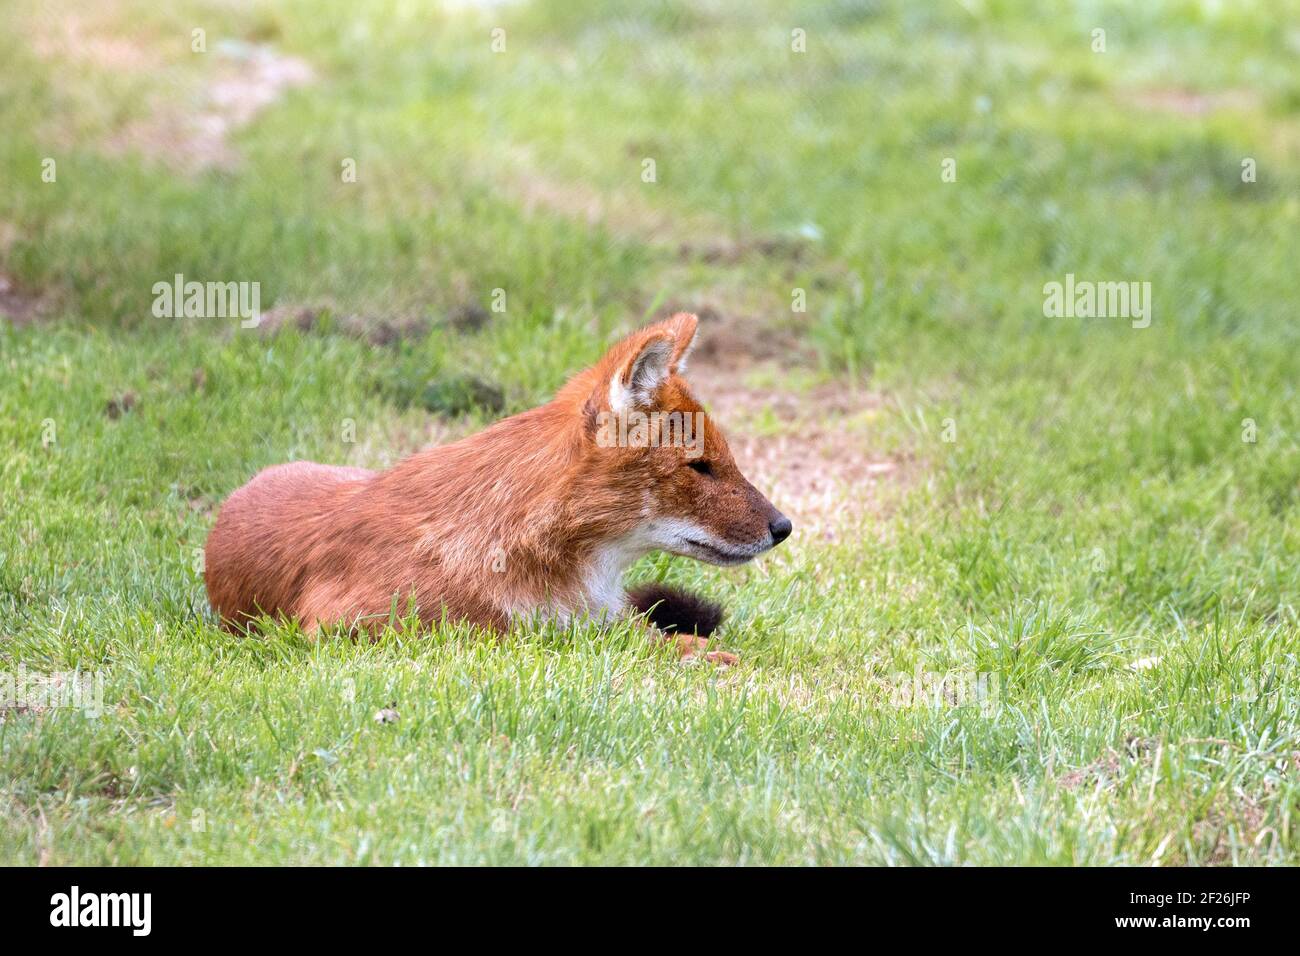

[610,335,672,412]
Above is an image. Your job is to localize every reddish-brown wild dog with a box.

[204,313,791,663]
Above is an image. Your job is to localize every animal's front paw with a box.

[676,634,738,666]
[700,649,739,666]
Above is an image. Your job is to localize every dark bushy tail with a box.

[627,583,724,637]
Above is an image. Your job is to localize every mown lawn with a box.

[1,0,1298,864]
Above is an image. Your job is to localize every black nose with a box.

[769,515,792,545]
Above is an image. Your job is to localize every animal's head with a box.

[565,313,791,565]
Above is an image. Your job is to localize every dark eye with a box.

[687,460,712,476]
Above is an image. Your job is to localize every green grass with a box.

[2,0,1298,864]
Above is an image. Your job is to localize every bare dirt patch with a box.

[1058,750,1124,791]
[1058,737,1156,791]
[28,9,156,72]
[28,9,314,172]
[108,42,314,172]
[0,271,52,326]
[1195,795,1270,864]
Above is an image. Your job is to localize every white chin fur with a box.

[673,540,758,567]
[644,518,770,566]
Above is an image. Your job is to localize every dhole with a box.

[204,313,791,663]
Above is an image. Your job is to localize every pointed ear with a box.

[609,331,673,413]
[664,312,698,373]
